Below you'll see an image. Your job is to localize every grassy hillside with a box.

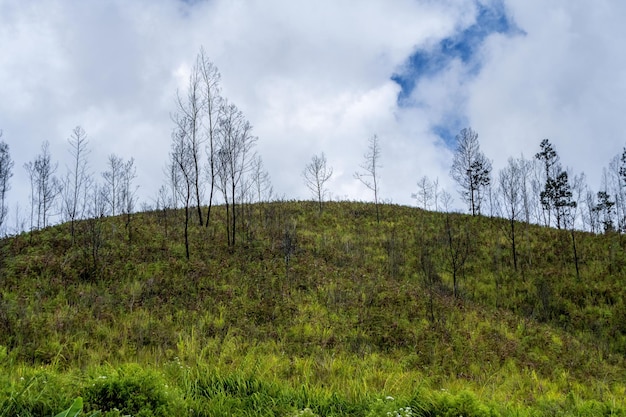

[0,201,625,416]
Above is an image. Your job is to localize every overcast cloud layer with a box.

[1,0,625,230]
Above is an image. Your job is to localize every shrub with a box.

[83,365,182,417]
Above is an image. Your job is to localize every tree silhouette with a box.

[355,134,382,223]
[0,131,14,234]
[303,153,333,213]
[62,126,91,243]
[450,127,491,216]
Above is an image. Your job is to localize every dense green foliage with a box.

[1,201,625,415]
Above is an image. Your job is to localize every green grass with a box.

[1,200,625,415]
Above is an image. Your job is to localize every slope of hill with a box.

[0,201,625,416]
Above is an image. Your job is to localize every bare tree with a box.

[443,213,470,298]
[440,189,453,213]
[13,202,26,235]
[215,147,231,241]
[39,142,62,228]
[167,158,180,211]
[215,101,257,246]
[486,183,499,218]
[155,184,174,240]
[24,141,61,229]
[517,155,534,224]
[303,152,333,213]
[511,155,536,275]
[0,131,14,233]
[582,190,599,233]
[530,164,546,226]
[120,158,137,244]
[600,155,623,231]
[250,154,273,203]
[102,154,124,216]
[589,169,616,234]
[250,155,273,225]
[499,157,523,271]
[412,176,433,210]
[24,161,36,232]
[62,126,91,243]
[450,127,492,216]
[615,147,626,231]
[81,182,107,280]
[101,153,136,243]
[175,59,205,226]
[438,189,469,297]
[566,171,585,280]
[197,47,223,227]
[171,123,194,259]
[433,177,440,211]
[355,134,382,223]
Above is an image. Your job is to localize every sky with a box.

[1,0,625,230]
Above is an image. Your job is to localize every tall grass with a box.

[1,201,625,415]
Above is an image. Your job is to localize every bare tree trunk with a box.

[450,128,491,216]
[225,198,231,247]
[171,115,196,260]
[571,229,580,280]
[510,217,517,271]
[231,182,236,245]
[63,126,90,245]
[355,135,382,223]
[303,153,333,214]
[444,214,469,298]
[0,133,14,235]
[215,101,257,247]
[184,194,190,260]
[206,135,215,228]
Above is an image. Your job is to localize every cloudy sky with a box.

[1,0,625,229]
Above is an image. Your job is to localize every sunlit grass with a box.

[1,201,626,415]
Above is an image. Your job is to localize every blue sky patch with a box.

[393,2,522,102]
[392,1,523,146]
[433,120,468,148]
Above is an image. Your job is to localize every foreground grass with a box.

[1,201,626,415]
[2,356,624,416]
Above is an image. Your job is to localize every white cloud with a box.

[2,0,624,230]
[1,0,467,224]
[466,0,626,187]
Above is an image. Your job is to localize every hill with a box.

[0,201,625,416]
